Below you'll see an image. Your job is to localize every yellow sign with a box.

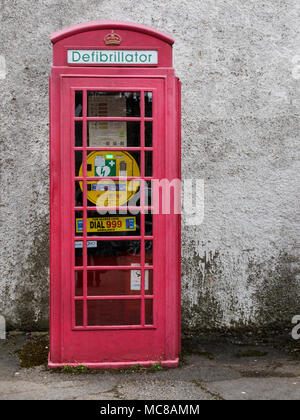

[76,217,136,233]
[79,151,140,206]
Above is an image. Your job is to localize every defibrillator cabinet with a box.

[49,21,181,368]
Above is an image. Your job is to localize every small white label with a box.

[68,50,158,65]
[130,264,149,291]
[75,241,97,248]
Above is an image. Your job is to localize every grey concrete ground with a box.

[0,332,300,400]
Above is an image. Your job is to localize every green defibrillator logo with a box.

[95,156,116,177]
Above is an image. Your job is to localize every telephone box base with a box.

[48,354,179,370]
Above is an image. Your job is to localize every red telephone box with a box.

[49,21,181,368]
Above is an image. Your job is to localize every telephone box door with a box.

[50,75,178,367]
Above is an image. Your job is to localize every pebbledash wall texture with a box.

[0,0,300,331]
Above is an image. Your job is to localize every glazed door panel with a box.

[60,77,166,363]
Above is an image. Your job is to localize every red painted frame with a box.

[49,21,181,369]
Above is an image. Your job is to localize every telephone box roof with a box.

[51,21,175,45]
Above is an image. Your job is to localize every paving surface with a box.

[0,332,300,400]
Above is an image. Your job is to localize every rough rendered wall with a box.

[0,0,299,330]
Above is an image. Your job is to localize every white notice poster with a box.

[130,263,149,291]
[88,95,127,147]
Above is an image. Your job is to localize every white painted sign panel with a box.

[67,50,158,65]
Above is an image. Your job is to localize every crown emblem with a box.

[104,30,122,46]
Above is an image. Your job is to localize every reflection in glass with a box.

[75,91,83,117]
[87,299,141,326]
[145,92,152,117]
[87,91,140,117]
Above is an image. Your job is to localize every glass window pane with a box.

[87,91,140,117]
[75,300,83,326]
[87,269,143,296]
[87,121,140,147]
[87,299,141,326]
[75,241,83,266]
[75,121,83,147]
[75,181,83,207]
[144,181,152,206]
[145,151,152,177]
[145,270,153,295]
[86,211,141,237]
[75,151,82,177]
[145,241,153,265]
[75,91,83,117]
[75,211,83,237]
[145,121,152,147]
[87,240,140,266]
[145,92,152,117]
[145,213,153,236]
[145,299,153,325]
[127,180,141,207]
[75,271,83,296]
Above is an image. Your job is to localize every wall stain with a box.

[251,251,300,328]
[14,213,49,330]
[181,245,224,333]
[182,240,300,333]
